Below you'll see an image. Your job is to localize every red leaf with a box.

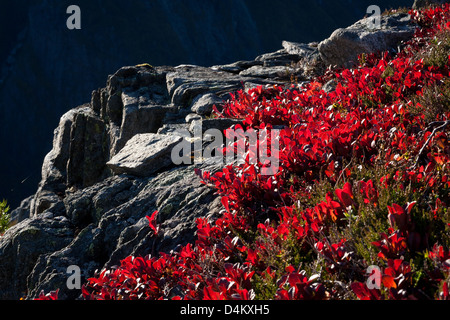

[442,282,449,300]
[35,289,59,300]
[146,210,159,235]
[180,243,195,259]
[203,287,223,300]
[393,259,403,271]
[335,182,353,207]
[387,204,408,232]
[382,275,397,289]
[246,248,258,265]
[81,285,92,300]
[221,196,230,212]
[405,201,416,215]
[350,282,370,300]
[391,203,405,216]
[285,265,296,273]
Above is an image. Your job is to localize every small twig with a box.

[416,121,447,140]
[334,159,353,189]
[413,120,449,169]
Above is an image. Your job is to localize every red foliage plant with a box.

[36,4,450,301]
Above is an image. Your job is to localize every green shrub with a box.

[0,199,10,235]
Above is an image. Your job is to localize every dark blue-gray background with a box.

[0,0,413,208]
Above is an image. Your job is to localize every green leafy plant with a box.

[0,199,10,235]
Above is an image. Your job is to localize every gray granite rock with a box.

[107,133,183,177]
[318,13,417,68]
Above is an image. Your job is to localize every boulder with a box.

[190,93,224,116]
[318,13,416,68]
[106,133,183,177]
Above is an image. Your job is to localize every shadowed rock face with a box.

[0,216,74,299]
[0,4,418,300]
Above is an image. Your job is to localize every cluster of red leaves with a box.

[36,4,450,300]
